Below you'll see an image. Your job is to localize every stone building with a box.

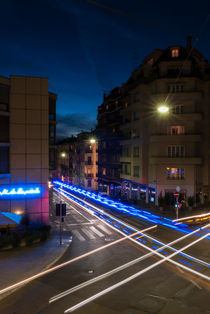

[97,37,210,206]
[57,132,98,191]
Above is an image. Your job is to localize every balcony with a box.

[150,134,202,143]
[150,157,202,165]
[85,174,93,178]
[85,149,92,154]
[85,161,93,165]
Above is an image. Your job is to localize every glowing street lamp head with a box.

[90,138,96,144]
[157,105,169,114]
[61,152,66,158]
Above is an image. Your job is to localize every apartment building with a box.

[98,37,210,206]
[0,75,57,223]
[57,132,98,191]
[97,87,123,196]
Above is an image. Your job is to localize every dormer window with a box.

[171,48,179,58]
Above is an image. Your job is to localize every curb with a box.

[0,234,73,302]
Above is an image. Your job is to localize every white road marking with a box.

[97,224,112,235]
[72,230,85,241]
[82,228,96,240]
[90,226,104,237]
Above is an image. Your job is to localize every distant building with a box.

[97,37,210,206]
[0,75,57,224]
[97,88,123,196]
[56,132,98,191]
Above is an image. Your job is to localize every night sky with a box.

[1,0,210,138]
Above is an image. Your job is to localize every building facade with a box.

[97,88,123,196]
[57,132,98,191]
[0,75,57,223]
[97,37,210,206]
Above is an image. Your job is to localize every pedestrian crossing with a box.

[71,224,113,242]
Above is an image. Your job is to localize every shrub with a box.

[188,196,195,207]
[20,214,30,227]
[158,192,165,206]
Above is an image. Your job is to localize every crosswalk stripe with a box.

[82,228,96,240]
[97,224,112,235]
[90,226,104,237]
[73,230,85,241]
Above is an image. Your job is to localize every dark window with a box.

[133,166,139,177]
[49,96,56,120]
[133,146,140,157]
[49,124,55,145]
[87,156,92,165]
[0,116,9,142]
[0,147,9,173]
[0,84,9,111]
[87,180,92,187]
[49,148,56,170]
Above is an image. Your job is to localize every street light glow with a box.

[90,138,96,144]
[157,105,169,113]
[61,152,66,158]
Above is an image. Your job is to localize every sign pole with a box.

[60,201,62,245]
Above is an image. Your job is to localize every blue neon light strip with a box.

[0,187,41,197]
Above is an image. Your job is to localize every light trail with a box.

[49,221,210,304]
[53,181,210,237]
[64,229,210,313]
[58,188,210,268]
[0,225,156,297]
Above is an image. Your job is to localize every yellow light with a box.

[157,105,169,114]
[61,152,66,158]
[90,138,96,144]
[14,210,23,215]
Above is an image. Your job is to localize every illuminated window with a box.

[87,168,92,174]
[168,146,185,157]
[102,168,106,175]
[168,126,185,135]
[171,48,179,57]
[106,105,109,110]
[167,168,184,180]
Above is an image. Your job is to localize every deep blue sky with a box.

[1,0,210,137]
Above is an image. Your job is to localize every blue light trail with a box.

[53,180,209,238]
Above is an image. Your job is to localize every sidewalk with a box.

[0,229,72,299]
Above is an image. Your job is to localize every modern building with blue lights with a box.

[0,75,57,224]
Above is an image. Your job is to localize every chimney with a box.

[186,36,192,51]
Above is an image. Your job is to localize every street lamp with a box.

[90,138,96,144]
[60,152,66,158]
[157,104,169,114]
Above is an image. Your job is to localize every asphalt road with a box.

[0,190,209,314]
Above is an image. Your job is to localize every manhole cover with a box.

[88,269,94,274]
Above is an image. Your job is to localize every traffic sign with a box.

[174,192,179,198]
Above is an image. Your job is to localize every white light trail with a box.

[173,212,210,222]
[0,225,156,297]
[50,222,210,304]
[58,188,210,268]
[64,229,210,313]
